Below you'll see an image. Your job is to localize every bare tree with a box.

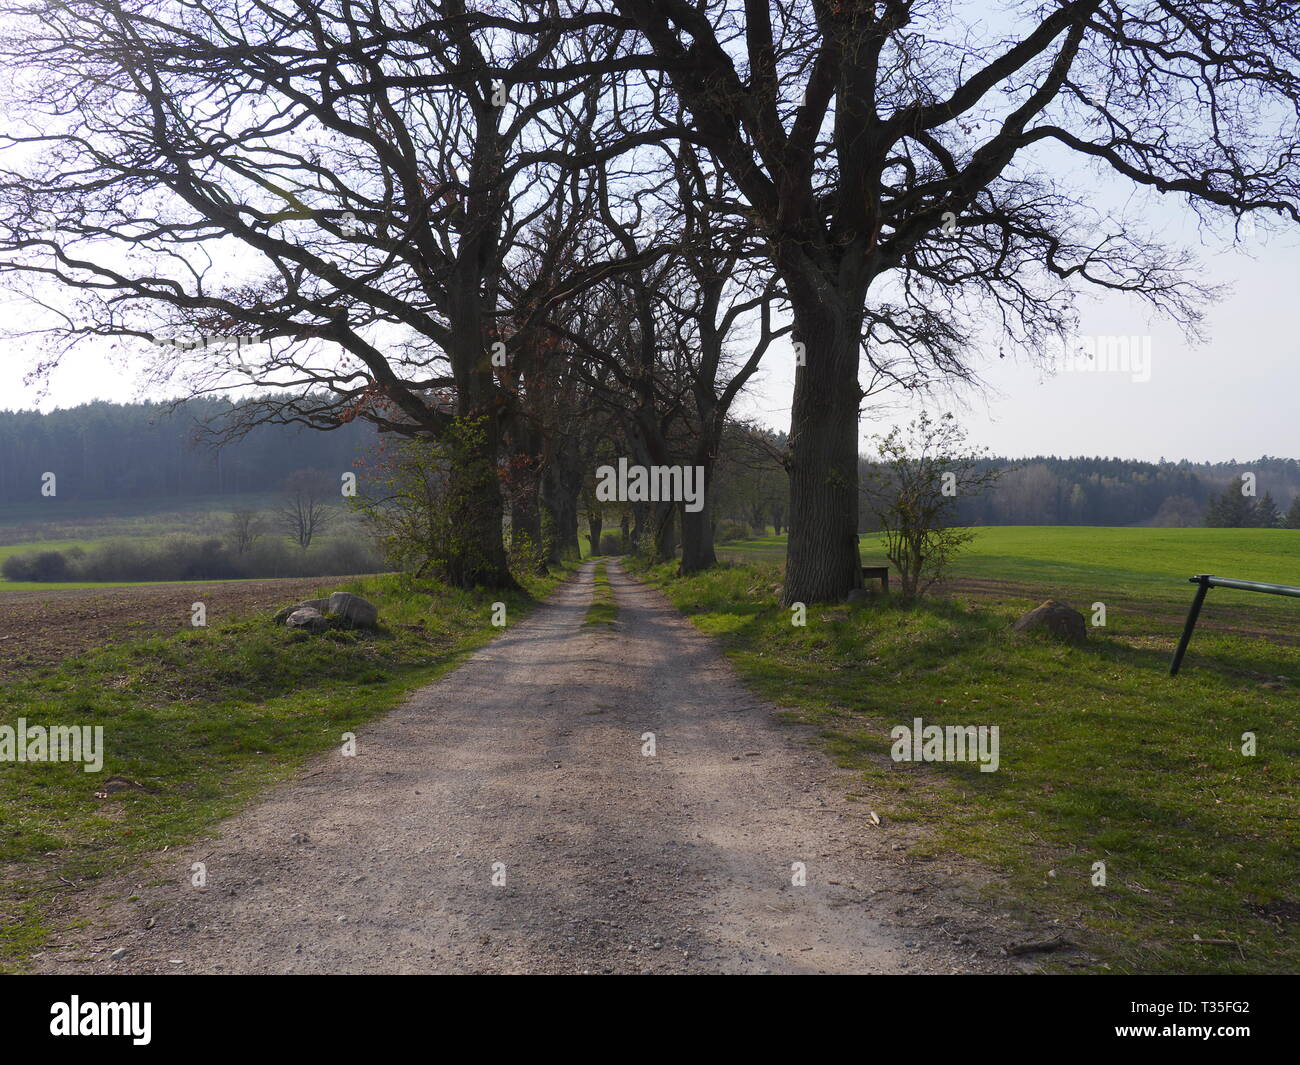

[4,1,1299,604]
[0,0,641,589]
[612,0,1299,602]
[227,509,266,556]
[667,141,786,574]
[277,470,335,551]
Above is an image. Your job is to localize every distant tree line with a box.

[714,439,1299,536]
[0,397,374,504]
[912,455,1300,530]
[4,400,1297,536]
[1,534,384,584]
[1203,484,1300,529]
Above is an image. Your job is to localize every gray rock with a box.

[285,606,330,634]
[845,588,870,604]
[1013,599,1087,643]
[327,592,379,629]
[274,597,330,624]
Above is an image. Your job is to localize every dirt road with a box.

[35,562,1021,975]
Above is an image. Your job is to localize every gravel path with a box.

[35,561,1018,975]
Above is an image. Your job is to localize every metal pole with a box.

[1169,576,1211,676]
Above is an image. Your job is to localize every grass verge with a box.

[0,564,573,971]
[630,554,1300,975]
[583,559,618,628]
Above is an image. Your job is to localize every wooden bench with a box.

[861,565,889,594]
[1170,574,1300,675]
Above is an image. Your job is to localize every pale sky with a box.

[3,91,1297,467]
[733,205,1300,464]
[3,0,1297,470]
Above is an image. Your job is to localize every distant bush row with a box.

[714,520,753,543]
[1,535,387,583]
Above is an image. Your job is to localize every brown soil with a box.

[0,578,343,678]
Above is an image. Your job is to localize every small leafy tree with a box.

[353,416,502,585]
[863,413,999,600]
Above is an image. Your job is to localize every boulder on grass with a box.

[1013,599,1087,643]
[274,593,380,631]
[284,606,330,634]
[273,597,330,624]
[327,592,379,629]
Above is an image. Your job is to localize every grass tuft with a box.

[583,560,619,629]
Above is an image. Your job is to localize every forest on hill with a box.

[1,401,1295,531]
[0,397,375,504]
[944,455,1300,529]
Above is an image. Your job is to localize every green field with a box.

[725,525,1300,588]
[724,526,1300,643]
[644,525,1300,975]
[0,493,381,592]
[0,494,283,545]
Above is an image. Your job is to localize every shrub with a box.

[2,553,35,581]
[864,412,999,599]
[3,549,79,582]
[507,529,545,576]
[599,533,623,555]
[78,539,154,581]
[34,551,72,581]
[157,535,239,579]
[714,520,752,543]
[242,538,296,578]
[307,537,386,577]
[1,534,385,583]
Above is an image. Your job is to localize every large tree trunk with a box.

[782,300,863,605]
[444,429,516,590]
[441,337,514,590]
[630,502,645,549]
[442,171,515,590]
[503,430,547,575]
[540,445,582,564]
[652,500,677,560]
[587,514,603,556]
[553,491,581,561]
[625,417,680,563]
[678,455,717,576]
[510,487,548,576]
[678,500,716,574]
[619,512,630,552]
